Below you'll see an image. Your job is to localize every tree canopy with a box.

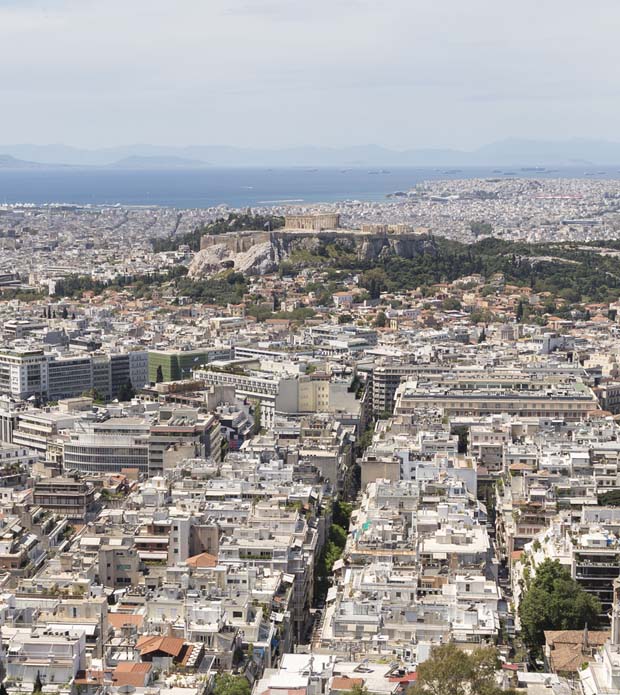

[212,674,250,695]
[407,644,515,695]
[343,685,369,695]
[519,559,601,657]
[598,489,620,506]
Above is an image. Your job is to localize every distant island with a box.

[0,154,211,171]
[2,138,620,168]
[0,154,68,170]
[106,155,210,170]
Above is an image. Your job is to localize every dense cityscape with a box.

[1,177,620,695]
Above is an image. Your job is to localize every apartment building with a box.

[395,377,599,421]
[148,408,221,473]
[0,347,147,402]
[33,477,97,521]
[63,418,151,474]
[5,627,86,687]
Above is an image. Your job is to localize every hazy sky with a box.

[1,0,618,149]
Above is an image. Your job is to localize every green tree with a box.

[253,400,262,434]
[598,489,620,506]
[374,311,387,328]
[155,365,164,383]
[81,388,105,404]
[519,559,600,657]
[0,681,9,695]
[33,672,43,695]
[470,221,493,237]
[360,268,388,299]
[515,299,524,322]
[117,380,135,401]
[407,644,515,695]
[213,674,250,695]
[441,298,462,311]
[344,685,369,695]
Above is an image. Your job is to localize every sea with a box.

[1,166,620,208]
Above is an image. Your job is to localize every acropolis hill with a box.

[188,214,435,277]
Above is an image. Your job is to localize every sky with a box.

[1,0,619,150]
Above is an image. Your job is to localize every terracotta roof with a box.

[185,552,218,568]
[545,630,610,674]
[545,630,609,647]
[115,663,152,673]
[260,689,306,695]
[136,635,186,658]
[388,672,417,683]
[113,662,152,687]
[331,677,364,690]
[509,462,533,471]
[108,613,144,630]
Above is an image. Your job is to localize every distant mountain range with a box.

[2,139,620,168]
[0,154,69,169]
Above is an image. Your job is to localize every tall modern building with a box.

[0,348,148,402]
[148,348,231,383]
[63,418,151,474]
[0,348,48,400]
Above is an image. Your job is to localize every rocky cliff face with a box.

[188,230,437,278]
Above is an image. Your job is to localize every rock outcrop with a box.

[188,229,437,278]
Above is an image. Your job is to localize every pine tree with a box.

[516,299,524,323]
[33,672,43,694]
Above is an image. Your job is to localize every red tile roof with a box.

[136,635,186,658]
[108,613,144,630]
[185,552,218,568]
[331,677,364,690]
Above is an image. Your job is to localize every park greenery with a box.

[151,212,285,252]
[406,644,518,695]
[357,237,620,305]
[245,304,317,323]
[174,271,247,304]
[46,234,620,312]
[53,265,188,299]
[518,559,600,658]
[0,287,46,302]
[278,235,620,306]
